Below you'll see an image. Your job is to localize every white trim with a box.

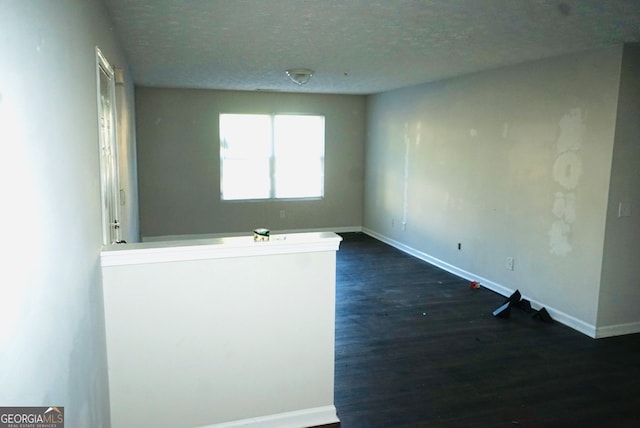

[363,228,598,338]
[101,231,343,266]
[141,226,362,242]
[96,46,122,245]
[198,406,339,428]
[363,228,512,296]
[596,321,640,338]
[96,47,114,75]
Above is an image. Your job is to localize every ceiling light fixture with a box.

[285,68,314,85]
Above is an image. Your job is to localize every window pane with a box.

[220,114,272,200]
[220,114,271,158]
[274,115,325,157]
[221,159,270,200]
[274,115,324,198]
[275,157,323,198]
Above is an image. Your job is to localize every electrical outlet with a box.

[618,202,632,218]
[280,210,286,218]
[506,257,514,271]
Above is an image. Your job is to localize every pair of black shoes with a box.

[492,289,553,323]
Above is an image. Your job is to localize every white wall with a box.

[597,44,640,336]
[0,0,138,425]
[135,88,365,238]
[364,47,624,335]
[101,234,340,428]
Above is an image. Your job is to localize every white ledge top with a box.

[101,231,343,267]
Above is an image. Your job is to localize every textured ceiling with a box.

[103,0,640,95]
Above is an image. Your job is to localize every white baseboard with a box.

[142,226,362,242]
[596,321,640,338]
[199,405,339,428]
[363,228,599,338]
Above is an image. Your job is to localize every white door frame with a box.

[96,47,122,245]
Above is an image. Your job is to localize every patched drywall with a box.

[135,88,365,238]
[364,47,622,330]
[549,108,585,256]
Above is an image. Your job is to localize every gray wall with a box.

[598,44,640,334]
[135,88,365,238]
[116,70,141,243]
[363,47,625,335]
[0,0,138,425]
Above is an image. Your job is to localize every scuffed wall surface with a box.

[364,47,622,329]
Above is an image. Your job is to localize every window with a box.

[220,113,325,200]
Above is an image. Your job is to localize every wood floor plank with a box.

[333,232,640,427]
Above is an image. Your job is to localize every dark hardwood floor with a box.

[332,232,640,427]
